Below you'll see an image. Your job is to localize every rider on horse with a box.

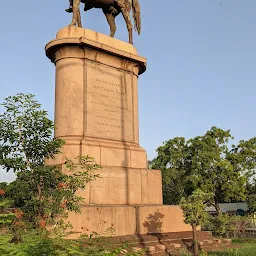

[65,0,119,14]
[65,0,74,13]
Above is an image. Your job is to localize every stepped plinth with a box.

[45,27,191,237]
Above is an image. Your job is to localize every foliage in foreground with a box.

[0,232,144,256]
[0,94,101,234]
[178,239,256,256]
[207,238,256,256]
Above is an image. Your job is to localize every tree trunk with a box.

[214,197,221,216]
[192,224,199,256]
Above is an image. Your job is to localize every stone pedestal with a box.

[45,27,191,237]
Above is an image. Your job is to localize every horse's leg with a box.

[103,9,117,38]
[77,7,82,27]
[70,0,81,26]
[119,7,133,44]
[70,9,77,26]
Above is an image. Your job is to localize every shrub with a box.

[202,214,252,238]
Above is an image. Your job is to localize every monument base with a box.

[45,27,192,238]
[67,205,192,238]
[45,138,148,169]
[46,164,163,205]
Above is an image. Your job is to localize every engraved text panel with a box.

[86,63,134,141]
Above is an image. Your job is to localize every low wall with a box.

[67,205,192,238]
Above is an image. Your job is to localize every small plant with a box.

[0,192,15,228]
[180,189,212,256]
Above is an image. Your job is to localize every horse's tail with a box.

[132,0,141,35]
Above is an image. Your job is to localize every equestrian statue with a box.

[65,0,141,44]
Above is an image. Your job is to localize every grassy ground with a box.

[207,238,256,256]
[0,230,144,256]
[0,230,255,255]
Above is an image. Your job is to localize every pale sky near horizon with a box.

[1,1,256,182]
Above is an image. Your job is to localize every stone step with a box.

[115,232,233,255]
[222,238,232,244]
[145,246,156,255]
[202,239,214,245]
[155,244,166,251]
[131,247,143,253]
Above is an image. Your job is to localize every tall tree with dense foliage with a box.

[151,127,256,215]
[0,93,63,172]
[0,94,99,235]
[150,137,191,205]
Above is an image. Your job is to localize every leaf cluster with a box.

[151,126,256,211]
[0,94,101,234]
[0,93,64,172]
[180,189,212,226]
[0,232,144,256]
[7,156,100,227]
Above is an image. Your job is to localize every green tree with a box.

[151,127,256,215]
[180,189,212,256]
[0,182,8,191]
[151,137,191,205]
[0,94,100,235]
[246,178,256,214]
[0,93,63,172]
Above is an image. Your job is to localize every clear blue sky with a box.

[1,1,256,182]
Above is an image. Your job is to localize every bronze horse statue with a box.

[69,0,141,44]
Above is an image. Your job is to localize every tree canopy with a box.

[151,127,256,215]
[0,93,63,173]
[0,94,100,233]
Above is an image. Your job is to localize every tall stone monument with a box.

[45,26,191,237]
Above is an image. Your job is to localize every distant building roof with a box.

[205,202,248,213]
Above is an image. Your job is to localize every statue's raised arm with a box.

[66,0,141,44]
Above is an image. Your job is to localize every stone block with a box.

[81,143,101,164]
[66,205,192,238]
[59,165,162,205]
[172,243,181,248]
[136,205,191,234]
[155,244,166,250]
[68,205,136,238]
[215,239,222,244]
[56,27,138,55]
[145,246,155,254]
[130,149,147,168]
[141,169,163,204]
[101,147,131,167]
[131,247,142,253]
[127,168,142,204]
[204,240,214,244]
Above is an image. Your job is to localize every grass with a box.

[178,238,256,256]
[207,238,256,256]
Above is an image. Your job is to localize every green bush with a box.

[202,214,252,238]
[0,232,144,256]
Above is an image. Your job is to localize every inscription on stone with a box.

[86,64,134,141]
